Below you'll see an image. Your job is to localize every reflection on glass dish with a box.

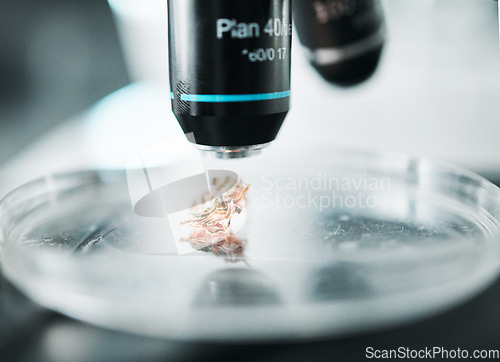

[0,147,499,342]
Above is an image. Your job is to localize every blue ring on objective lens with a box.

[180,91,290,103]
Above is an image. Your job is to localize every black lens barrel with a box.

[168,0,292,149]
[293,0,385,86]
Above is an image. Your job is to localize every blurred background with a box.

[0,0,128,167]
[0,0,500,360]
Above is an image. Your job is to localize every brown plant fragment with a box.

[180,177,249,260]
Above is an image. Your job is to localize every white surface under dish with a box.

[1,146,500,342]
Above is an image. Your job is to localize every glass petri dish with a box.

[1,146,499,342]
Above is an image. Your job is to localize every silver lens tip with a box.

[195,143,271,159]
